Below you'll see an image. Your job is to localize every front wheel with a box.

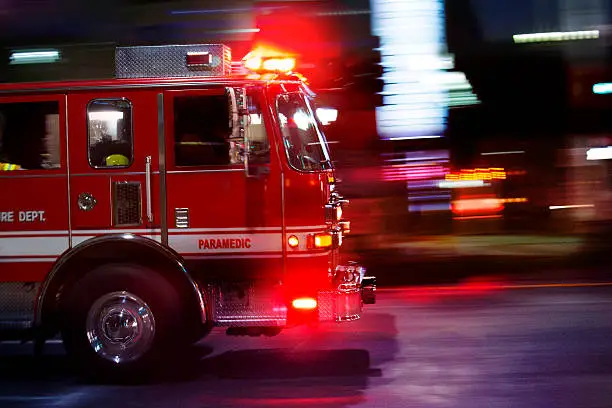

[85,290,156,364]
[60,264,184,382]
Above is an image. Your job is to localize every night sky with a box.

[472,0,612,42]
[2,0,610,46]
[471,0,540,41]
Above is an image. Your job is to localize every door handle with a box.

[145,155,153,223]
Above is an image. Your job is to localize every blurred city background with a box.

[3,0,612,284]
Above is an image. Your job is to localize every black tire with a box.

[60,264,185,383]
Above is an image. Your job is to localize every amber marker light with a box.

[314,233,333,249]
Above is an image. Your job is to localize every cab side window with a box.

[174,94,231,167]
[87,98,133,168]
[0,101,61,171]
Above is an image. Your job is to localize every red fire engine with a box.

[0,44,375,378]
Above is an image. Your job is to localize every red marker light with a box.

[186,52,212,68]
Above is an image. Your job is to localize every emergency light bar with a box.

[115,44,232,79]
[242,47,297,74]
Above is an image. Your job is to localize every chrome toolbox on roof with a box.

[115,44,232,79]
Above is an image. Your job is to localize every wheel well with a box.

[38,236,205,340]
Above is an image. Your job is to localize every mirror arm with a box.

[243,130,251,177]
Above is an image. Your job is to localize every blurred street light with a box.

[513,30,599,43]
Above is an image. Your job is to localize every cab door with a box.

[67,90,161,244]
[0,94,68,327]
[163,86,283,280]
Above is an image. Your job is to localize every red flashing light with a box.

[244,55,263,71]
[242,46,297,74]
[263,57,296,72]
[292,297,317,310]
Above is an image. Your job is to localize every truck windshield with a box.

[276,92,331,172]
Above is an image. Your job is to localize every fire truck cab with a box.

[0,44,375,378]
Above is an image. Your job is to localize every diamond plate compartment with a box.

[208,283,287,327]
[317,291,335,322]
[115,44,232,79]
[0,282,39,328]
[318,289,362,322]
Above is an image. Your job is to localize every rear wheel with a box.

[60,264,184,382]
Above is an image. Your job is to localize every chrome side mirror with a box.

[226,86,247,166]
[226,87,270,178]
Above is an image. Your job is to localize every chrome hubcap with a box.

[86,291,155,364]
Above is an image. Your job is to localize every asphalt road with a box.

[2,282,612,407]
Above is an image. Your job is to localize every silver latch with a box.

[174,208,190,228]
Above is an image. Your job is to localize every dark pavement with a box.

[2,282,612,407]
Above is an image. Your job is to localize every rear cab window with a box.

[0,100,61,171]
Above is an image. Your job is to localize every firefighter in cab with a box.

[0,163,20,170]
[0,116,22,171]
